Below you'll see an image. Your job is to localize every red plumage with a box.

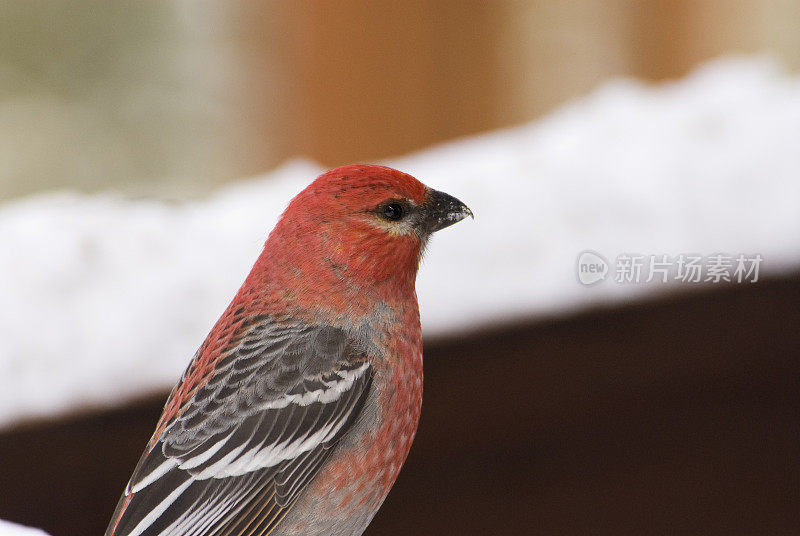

[106,165,471,536]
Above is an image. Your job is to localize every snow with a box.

[0,520,49,536]
[1,56,799,429]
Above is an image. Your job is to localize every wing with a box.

[106,319,373,536]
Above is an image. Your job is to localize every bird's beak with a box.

[423,188,473,233]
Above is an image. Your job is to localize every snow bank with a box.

[0,520,49,536]
[1,57,799,429]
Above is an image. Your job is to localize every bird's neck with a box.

[244,227,421,320]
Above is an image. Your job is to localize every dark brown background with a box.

[1,275,797,535]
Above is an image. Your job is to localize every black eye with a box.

[381,202,405,221]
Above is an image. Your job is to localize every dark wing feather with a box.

[106,319,373,536]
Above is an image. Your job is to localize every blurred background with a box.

[3,0,800,201]
[1,1,799,535]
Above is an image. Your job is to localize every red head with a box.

[247,165,471,316]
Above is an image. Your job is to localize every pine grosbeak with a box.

[105,165,472,536]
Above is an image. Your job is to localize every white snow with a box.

[1,56,799,429]
[0,520,49,536]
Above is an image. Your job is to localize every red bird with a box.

[105,165,472,536]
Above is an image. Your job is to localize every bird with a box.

[105,164,472,536]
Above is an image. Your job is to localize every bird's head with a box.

[256,165,471,305]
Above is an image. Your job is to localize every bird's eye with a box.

[381,202,405,221]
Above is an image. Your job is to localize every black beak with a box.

[423,188,473,233]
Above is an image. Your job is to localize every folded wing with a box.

[106,320,373,536]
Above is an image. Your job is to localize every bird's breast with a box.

[305,333,423,517]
